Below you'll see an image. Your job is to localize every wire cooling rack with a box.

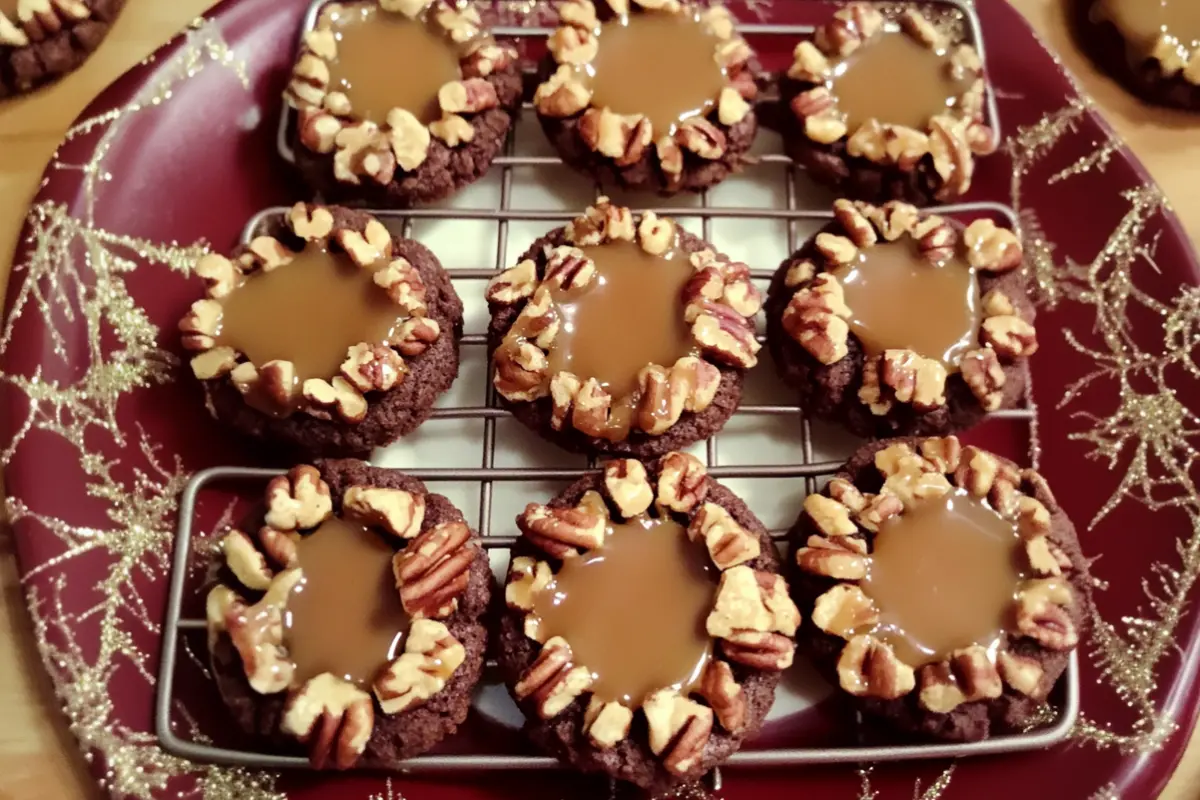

[154,0,1079,788]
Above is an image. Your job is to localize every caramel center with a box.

[285,517,410,686]
[585,12,727,137]
[325,4,462,125]
[830,30,971,131]
[831,239,980,371]
[533,515,717,706]
[1092,0,1200,54]
[214,243,407,397]
[547,240,696,398]
[860,490,1022,667]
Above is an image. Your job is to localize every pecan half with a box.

[981,315,1039,359]
[811,584,878,639]
[961,348,1007,411]
[656,451,708,513]
[917,646,1003,713]
[394,521,476,619]
[688,502,761,570]
[707,566,801,651]
[795,534,869,579]
[698,659,747,734]
[343,485,425,539]
[837,635,916,699]
[1014,579,1077,650]
[514,636,593,718]
[265,466,333,532]
[603,459,653,518]
[373,619,466,714]
[804,493,858,538]
[964,219,1023,273]
[223,530,273,591]
[782,273,852,365]
[486,259,539,305]
[517,502,606,558]
[643,690,714,777]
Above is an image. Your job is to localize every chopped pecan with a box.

[961,348,1006,411]
[194,252,242,299]
[811,584,878,639]
[486,259,539,306]
[656,451,708,513]
[881,469,953,511]
[571,378,621,439]
[343,485,425,539]
[804,493,858,537]
[862,200,920,241]
[815,233,858,266]
[395,521,476,619]
[637,211,675,256]
[534,65,592,117]
[585,698,633,749]
[698,660,747,734]
[302,377,368,422]
[543,246,596,291]
[286,52,330,109]
[718,86,751,126]
[964,219,1023,273]
[386,108,431,172]
[380,0,431,18]
[334,219,393,268]
[919,436,963,474]
[827,478,867,513]
[603,459,653,518]
[547,23,598,64]
[837,635,916,699]
[787,40,830,82]
[707,566,801,642]
[179,298,222,352]
[190,346,239,381]
[438,78,499,114]
[258,525,299,569]
[997,651,1046,698]
[675,117,726,159]
[281,673,374,769]
[854,492,905,533]
[899,7,946,50]
[333,122,396,185]
[373,619,465,714]
[815,4,885,57]
[391,317,440,357]
[981,288,1016,318]
[558,0,599,29]
[461,39,516,79]
[265,466,333,531]
[429,113,474,147]
[340,343,406,394]
[688,502,761,570]
[917,646,1003,713]
[223,530,273,591]
[578,108,653,166]
[221,569,302,694]
[517,502,606,558]
[505,556,553,612]
[431,2,481,42]
[1026,534,1065,577]
[493,341,549,402]
[1015,579,1077,650]
[859,350,947,414]
[566,198,635,245]
[289,203,335,241]
[690,306,760,369]
[833,199,878,248]
[643,690,714,776]
[514,637,593,718]
[953,445,1019,498]
[656,135,685,184]
[795,533,869,579]
[1015,495,1052,539]
[914,217,957,264]
[782,273,852,365]
[633,364,686,435]
[981,315,1039,359]
[928,115,975,199]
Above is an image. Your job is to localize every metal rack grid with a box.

[155,0,1078,785]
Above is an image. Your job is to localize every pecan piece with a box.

[675,117,726,160]
[1015,579,1077,650]
[961,348,1007,411]
[688,502,761,570]
[265,466,333,531]
[534,65,592,117]
[373,619,466,714]
[698,660,747,734]
[981,315,1039,359]
[391,317,440,357]
[340,343,406,394]
[281,673,374,770]
[656,451,709,513]
[603,459,653,518]
[917,646,1003,713]
[812,584,878,639]
[223,530,272,592]
[997,651,1046,698]
[343,485,425,539]
[964,219,1023,273]
[707,566,801,652]
[782,273,852,365]
[517,502,605,558]
[492,341,549,402]
[804,493,858,537]
[505,556,554,612]
[486,259,539,305]
[795,534,869,579]
[543,246,596,291]
[584,697,633,749]
[643,690,714,777]
[437,78,499,114]
[837,635,916,699]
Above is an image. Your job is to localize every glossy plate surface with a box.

[2,1,1198,798]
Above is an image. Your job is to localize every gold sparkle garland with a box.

[0,4,1195,800]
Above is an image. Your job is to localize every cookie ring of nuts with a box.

[206,464,488,769]
[533,0,759,193]
[501,453,801,788]
[791,438,1085,738]
[765,199,1036,438]
[1084,0,1200,110]
[285,0,521,205]
[486,198,762,454]
[783,3,996,203]
[0,0,115,96]
[180,203,452,428]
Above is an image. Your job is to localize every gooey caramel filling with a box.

[214,243,407,412]
[547,240,697,398]
[324,4,462,125]
[831,240,980,371]
[533,515,717,706]
[859,491,1023,667]
[1092,0,1200,62]
[285,516,411,686]
[830,30,973,131]
[584,11,727,137]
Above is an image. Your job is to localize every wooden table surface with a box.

[0,1,1197,797]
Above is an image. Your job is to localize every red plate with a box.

[3,1,1199,798]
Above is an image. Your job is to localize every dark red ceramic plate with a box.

[3,1,1199,798]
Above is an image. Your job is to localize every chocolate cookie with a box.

[1076,0,1200,110]
[498,454,799,793]
[207,461,491,767]
[285,0,522,208]
[788,437,1087,742]
[486,199,761,459]
[781,3,996,205]
[765,200,1036,439]
[0,0,124,98]
[180,203,464,457]
[532,0,759,194]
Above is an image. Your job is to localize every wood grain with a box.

[0,0,1196,797]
